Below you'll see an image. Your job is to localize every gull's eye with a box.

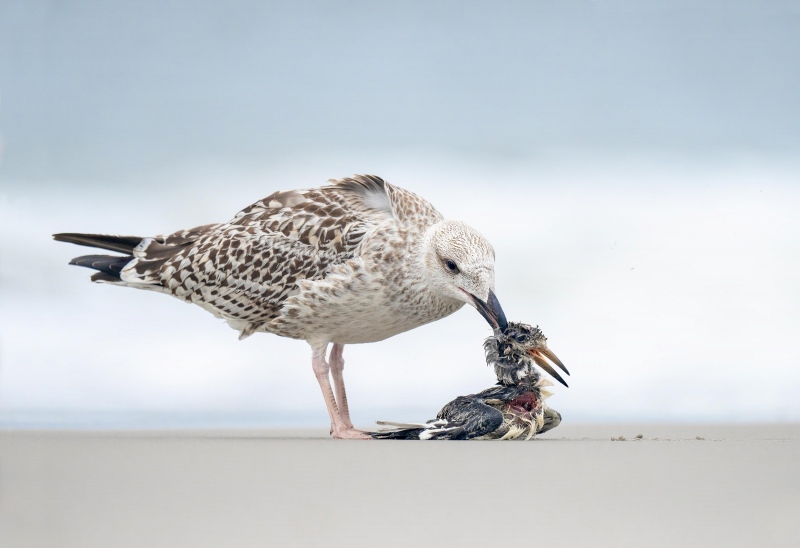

[444,259,459,274]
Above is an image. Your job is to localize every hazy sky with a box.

[1,1,799,427]
[2,1,799,180]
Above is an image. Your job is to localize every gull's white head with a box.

[422,220,507,330]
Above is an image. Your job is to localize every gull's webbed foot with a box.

[333,428,373,440]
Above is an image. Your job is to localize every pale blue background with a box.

[1,1,799,427]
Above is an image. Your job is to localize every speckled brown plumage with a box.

[116,177,402,336]
[55,174,504,438]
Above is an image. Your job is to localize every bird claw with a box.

[332,428,373,440]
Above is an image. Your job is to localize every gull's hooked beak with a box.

[528,346,570,388]
[469,290,508,331]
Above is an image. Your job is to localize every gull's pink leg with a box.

[311,347,369,440]
[329,343,355,429]
[310,349,342,435]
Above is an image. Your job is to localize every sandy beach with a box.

[2,424,798,547]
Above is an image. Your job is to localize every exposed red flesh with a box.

[507,391,540,414]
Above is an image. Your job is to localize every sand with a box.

[2,424,799,548]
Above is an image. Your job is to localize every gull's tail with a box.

[53,233,142,282]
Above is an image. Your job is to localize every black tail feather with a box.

[69,254,132,280]
[371,428,425,440]
[53,233,143,254]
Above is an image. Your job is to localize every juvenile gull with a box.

[373,322,566,440]
[54,175,507,439]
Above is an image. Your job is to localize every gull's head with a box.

[422,220,507,330]
[485,322,570,387]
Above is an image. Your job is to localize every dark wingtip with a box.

[53,233,142,254]
[67,254,131,279]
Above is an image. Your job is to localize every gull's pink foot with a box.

[333,428,372,440]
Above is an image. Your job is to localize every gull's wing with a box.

[57,175,443,339]
[115,176,398,334]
